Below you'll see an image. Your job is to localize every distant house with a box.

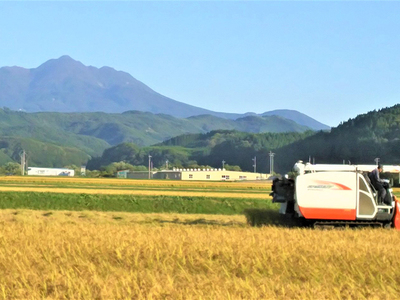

[117,170,155,179]
[116,170,130,178]
[27,167,75,176]
[80,165,86,176]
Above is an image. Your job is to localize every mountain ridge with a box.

[0,55,329,130]
[0,108,311,150]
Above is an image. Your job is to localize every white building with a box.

[152,168,270,181]
[27,167,75,177]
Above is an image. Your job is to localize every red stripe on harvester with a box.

[299,206,356,220]
[313,180,352,190]
[394,196,400,231]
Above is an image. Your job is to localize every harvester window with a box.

[359,191,375,215]
[358,175,377,217]
[359,176,369,193]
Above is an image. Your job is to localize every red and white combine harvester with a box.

[272,161,400,229]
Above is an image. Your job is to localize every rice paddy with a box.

[0,176,271,199]
[0,176,398,299]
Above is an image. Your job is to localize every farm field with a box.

[0,209,399,299]
[0,176,399,299]
[0,176,276,215]
[0,176,271,199]
[1,175,399,197]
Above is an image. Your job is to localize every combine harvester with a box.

[272,161,400,229]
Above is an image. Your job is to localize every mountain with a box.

[0,108,311,153]
[0,109,110,156]
[186,114,310,133]
[261,109,328,131]
[0,56,329,130]
[0,55,213,117]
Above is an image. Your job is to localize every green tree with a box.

[63,164,81,176]
[4,162,21,175]
[224,164,242,171]
[103,161,136,175]
[85,170,101,178]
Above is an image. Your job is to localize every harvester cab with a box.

[271,161,400,229]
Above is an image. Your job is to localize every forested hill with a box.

[159,104,400,172]
[87,130,315,172]
[3,104,399,173]
[0,108,311,151]
[333,105,400,140]
[274,105,400,172]
[88,104,400,174]
[158,130,312,150]
[0,108,312,168]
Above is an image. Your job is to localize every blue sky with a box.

[0,1,399,127]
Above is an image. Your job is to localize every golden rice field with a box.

[0,209,399,299]
[0,177,399,299]
[0,176,272,199]
[0,176,271,188]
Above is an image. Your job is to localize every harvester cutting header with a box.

[272,161,400,229]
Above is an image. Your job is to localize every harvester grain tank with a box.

[271,161,400,229]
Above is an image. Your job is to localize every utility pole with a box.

[148,155,152,179]
[252,156,256,173]
[166,160,169,170]
[222,160,225,169]
[269,151,275,175]
[19,150,26,175]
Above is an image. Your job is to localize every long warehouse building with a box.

[118,168,270,181]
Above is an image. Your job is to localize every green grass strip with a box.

[0,192,277,215]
